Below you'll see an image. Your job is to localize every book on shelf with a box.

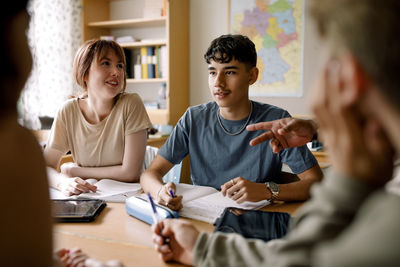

[155,46,161,78]
[146,46,156,79]
[123,48,133,78]
[140,47,148,79]
[49,178,142,203]
[134,55,142,79]
[138,183,270,224]
[160,45,168,78]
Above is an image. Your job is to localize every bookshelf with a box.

[81,0,189,125]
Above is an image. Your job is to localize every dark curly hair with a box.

[204,34,257,70]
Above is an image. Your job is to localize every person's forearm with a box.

[275,165,323,201]
[47,166,69,190]
[276,178,316,201]
[70,165,140,182]
[140,169,165,198]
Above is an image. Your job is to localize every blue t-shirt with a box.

[159,101,317,189]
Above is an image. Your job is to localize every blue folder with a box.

[125,195,179,224]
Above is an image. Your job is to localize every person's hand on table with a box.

[55,248,88,267]
[221,177,269,203]
[247,117,318,153]
[55,247,124,267]
[157,182,183,210]
[312,61,395,186]
[152,219,199,265]
[57,176,97,196]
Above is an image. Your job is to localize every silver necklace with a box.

[217,102,253,136]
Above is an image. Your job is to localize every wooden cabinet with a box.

[81,0,189,125]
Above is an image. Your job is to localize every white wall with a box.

[189,0,322,116]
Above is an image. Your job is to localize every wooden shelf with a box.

[119,40,167,48]
[127,78,167,84]
[87,17,166,28]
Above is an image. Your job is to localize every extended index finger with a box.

[246,121,275,131]
[249,131,275,146]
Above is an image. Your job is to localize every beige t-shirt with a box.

[47,93,152,167]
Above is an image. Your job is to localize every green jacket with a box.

[194,170,400,267]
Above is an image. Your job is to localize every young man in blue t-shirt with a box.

[141,34,322,210]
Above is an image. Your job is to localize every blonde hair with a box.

[309,0,400,109]
[73,39,127,96]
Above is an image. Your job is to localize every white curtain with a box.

[19,0,82,129]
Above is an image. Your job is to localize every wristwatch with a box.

[265,182,279,202]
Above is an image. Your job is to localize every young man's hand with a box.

[152,219,199,265]
[247,118,317,153]
[157,182,183,211]
[221,177,270,203]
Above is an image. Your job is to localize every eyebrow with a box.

[99,56,123,64]
[208,66,239,70]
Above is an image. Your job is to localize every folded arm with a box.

[44,147,97,196]
[60,130,147,182]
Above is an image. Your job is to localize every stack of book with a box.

[131,45,166,79]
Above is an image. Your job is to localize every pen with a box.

[169,189,175,198]
[147,193,169,244]
[146,192,159,225]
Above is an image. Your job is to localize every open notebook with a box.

[177,184,270,223]
[50,178,142,202]
[135,183,270,224]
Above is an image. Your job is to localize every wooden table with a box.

[54,201,303,267]
[312,151,331,169]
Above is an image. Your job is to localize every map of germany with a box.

[230,0,303,96]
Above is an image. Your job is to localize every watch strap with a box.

[265,182,279,203]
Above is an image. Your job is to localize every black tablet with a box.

[51,199,106,222]
[214,208,291,242]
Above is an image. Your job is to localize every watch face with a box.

[269,182,279,193]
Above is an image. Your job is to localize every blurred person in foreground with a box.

[0,1,122,266]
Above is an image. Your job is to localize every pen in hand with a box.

[147,193,169,244]
[169,189,175,198]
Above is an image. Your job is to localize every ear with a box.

[336,52,369,107]
[83,74,89,88]
[248,67,259,85]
